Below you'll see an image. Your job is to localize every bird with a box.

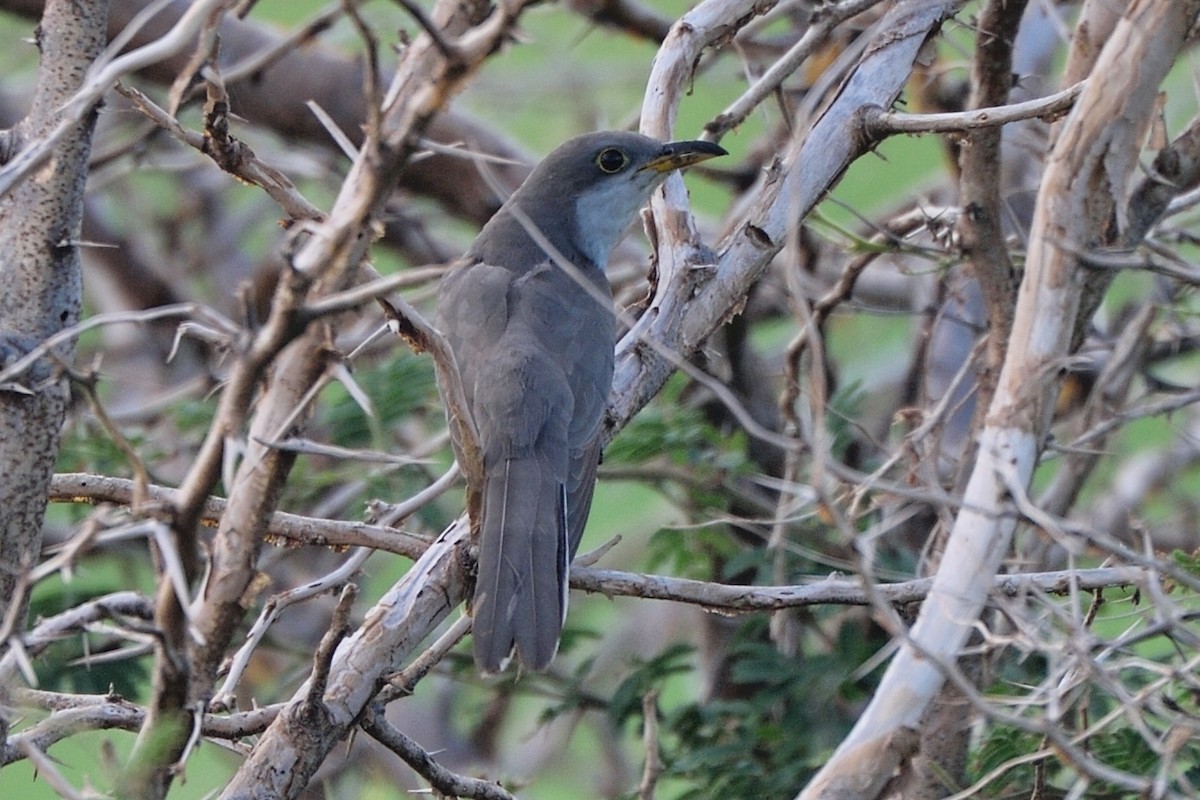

[437,130,726,673]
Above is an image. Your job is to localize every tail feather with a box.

[473,456,568,672]
[566,436,603,557]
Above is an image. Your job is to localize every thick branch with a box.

[213,3,532,795]
[956,0,1028,376]
[616,0,969,439]
[798,3,1200,797]
[0,0,109,745]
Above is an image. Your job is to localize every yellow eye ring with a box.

[596,148,629,174]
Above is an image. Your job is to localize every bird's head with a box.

[510,131,727,268]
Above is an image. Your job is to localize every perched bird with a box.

[438,130,725,673]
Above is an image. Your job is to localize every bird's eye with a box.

[595,148,629,174]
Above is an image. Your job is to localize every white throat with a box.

[572,176,661,269]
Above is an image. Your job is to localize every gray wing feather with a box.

[437,258,613,672]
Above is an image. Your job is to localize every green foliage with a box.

[613,618,876,800]
[281,350,441,516]
[608,374,786,583]
[826,378,867,463]
[969,720,1200,797]
[970,726,1043,793]
[25,558,154,697]
[170,396,220,437]
[1172,548,1200,576]
[646,526,741,582]
[57,390,216,486]
[27,633,150,698]
[647,500,838,587]
[967,642,1200,797]
[1088,728,1162,789]
[608,643,695,727]
[56,418,145,478]
[606,378,735,470]
[319,350,436,449]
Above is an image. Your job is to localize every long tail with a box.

[472,455,569,673]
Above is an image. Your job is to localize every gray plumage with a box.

[437,131,725,672]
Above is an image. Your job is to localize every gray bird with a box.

[437,131,726,672]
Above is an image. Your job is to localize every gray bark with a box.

[0,0,109,652]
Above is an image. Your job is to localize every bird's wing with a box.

[439,259,612,671]
[436,261,513,422]
[507,262,614,563]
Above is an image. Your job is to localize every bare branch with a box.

[361,708,517,800]
[47,472,431,559]
[572,565,1149,612]
[706,0,889,141]
[0,0,236,199]
[637,690,662,800]
[211,549,371,712]
[0,591,153,684]
[616,0,969,436]
[865,81,1083,135]
[114,82,324,220]
[799,4,1200,796]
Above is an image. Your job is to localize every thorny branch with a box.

[6,0,1200,797]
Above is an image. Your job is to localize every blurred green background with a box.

[7,1,1200,798]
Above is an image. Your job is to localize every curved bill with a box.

[640,139,728,173]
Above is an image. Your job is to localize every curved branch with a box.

[613,0,968,437]
[798,3,1200,797]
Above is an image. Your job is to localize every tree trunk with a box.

[0,0,109,640]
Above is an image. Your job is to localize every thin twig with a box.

[0,304,229,389]
[15,739,86,800]
[299,266,448,322]
[394,0,459,61]
[47,473,432,559]
[67,362,152,513]
[303,584,358,710]
[115,82,324,220]
[0,591,153,682]
[705,0,886,140]
[343,0,384,136]
[638,689,663,800]
[379,613,473,702]
[0,0,237,199]
[212,549,373,711]
[866,81,1085,135]
[361,708,516,800]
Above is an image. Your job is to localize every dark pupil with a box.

[598,149,626,173]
